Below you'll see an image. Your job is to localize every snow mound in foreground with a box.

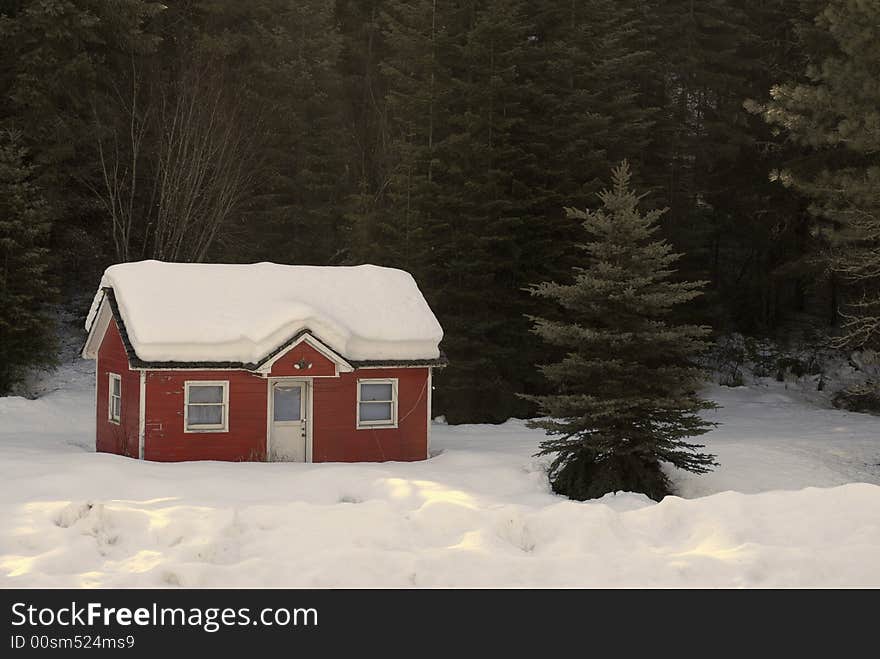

[2,477,878,587]
[86,261,443,363]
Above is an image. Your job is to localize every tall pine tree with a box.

[431,0,535,421]
[524,162,716,501]
[369,0,665,422]
[0,129,54,394]
[757,0,880,348]
[0,0,162,287]
[175,0,348,265]
[369,0,445,270]
[508,0,660,412]
[643,0,818,334]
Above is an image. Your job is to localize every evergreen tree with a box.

[233,0,348,265]
[158,0,348,265]
[507,0,660,412]
[374,0,539,421]
[0,129,54,394]
[757,0,880,348]
[524,162,716,501]
[526,0,656,211]
[644,0,818,334]
[0,0,161,287]
[370,0,665,422]
[362,0,447,270]
[428,0,534,422]
[336,0,390,265]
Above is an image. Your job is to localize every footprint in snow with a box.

[53,501,94,528]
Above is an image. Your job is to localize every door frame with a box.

[266,377,313,462]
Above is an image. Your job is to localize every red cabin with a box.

[81,261,445,463]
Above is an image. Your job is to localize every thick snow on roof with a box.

[86,261,443,364]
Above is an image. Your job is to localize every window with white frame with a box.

[357,378,397,428]
[108,373,121,423]
[184,381,229,432]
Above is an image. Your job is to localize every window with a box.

[357,378,397,428]
[273,384,303,422]
[108,373,121,423]
[184,381,229,432]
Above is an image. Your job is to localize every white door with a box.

[270,382,307,462]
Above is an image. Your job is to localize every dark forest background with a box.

[0,0,873,421]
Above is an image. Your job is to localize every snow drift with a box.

[85,261,444,363]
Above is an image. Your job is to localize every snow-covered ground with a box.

[1,362,878,587]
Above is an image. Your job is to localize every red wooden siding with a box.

[95,319,140,457]
[96,322,430,463]
[143,370,267,462]
[141,366,429,463]
[269,340,337,377]
[312,368,429,462]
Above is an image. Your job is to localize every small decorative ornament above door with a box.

[293,358,312,370]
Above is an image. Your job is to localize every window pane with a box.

[359,402,392,422]
[111,377,120,395]
[360,383,393,402]
[111,398,120,419]
[188,404,223,426]
[189,385,223,404]
[273,386,302,422]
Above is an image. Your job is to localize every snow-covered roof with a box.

[84,261,443,365]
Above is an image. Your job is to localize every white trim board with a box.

[138,370,146,460]
[426,368,433,459]
[82,295,112,360]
